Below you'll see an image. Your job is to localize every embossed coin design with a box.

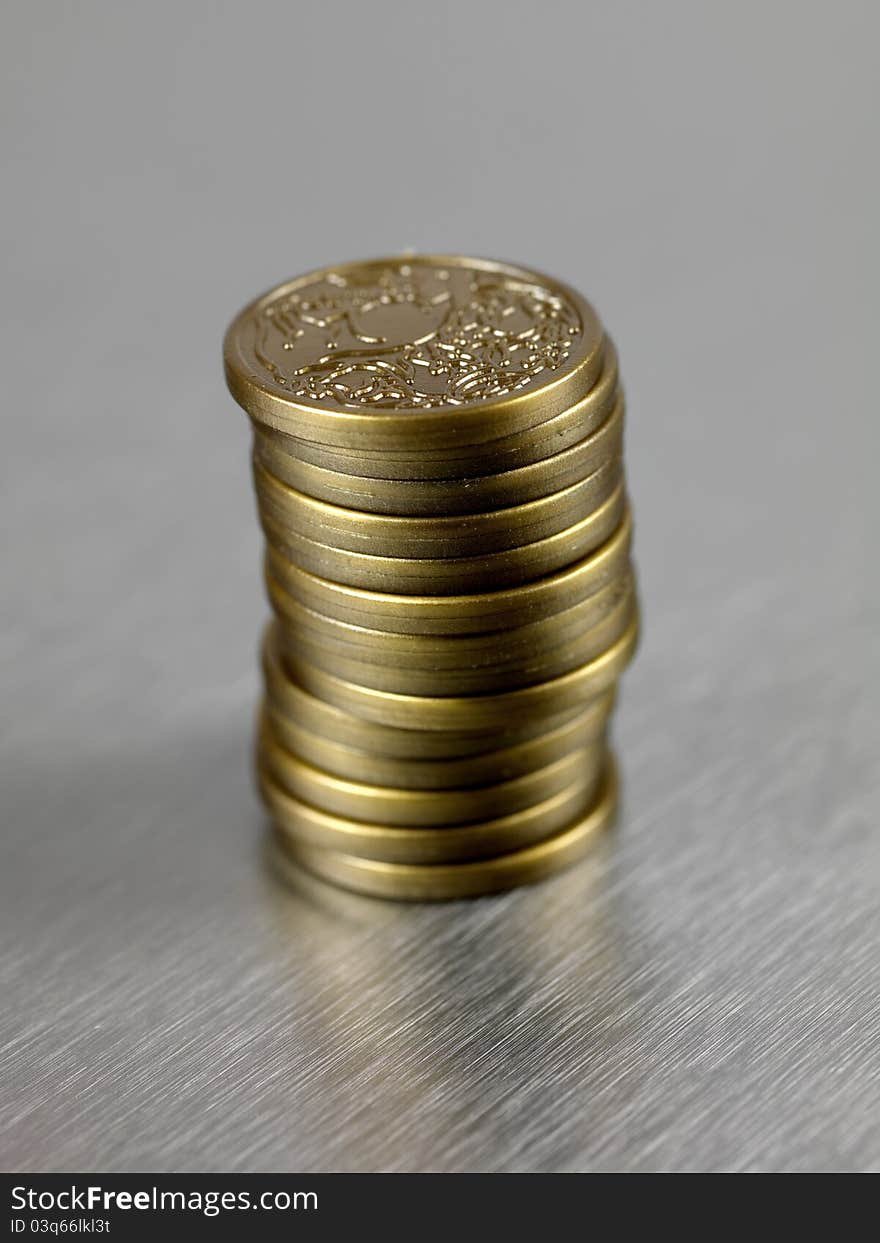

[224,255,639,900]
[225,256,605,448]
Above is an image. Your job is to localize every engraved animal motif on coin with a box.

[252,261,582,410]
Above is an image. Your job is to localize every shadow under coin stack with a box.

[224,256,639,900]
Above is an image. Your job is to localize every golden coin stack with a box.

[224,255,639,900]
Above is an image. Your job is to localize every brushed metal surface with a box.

[1,1,878,1171]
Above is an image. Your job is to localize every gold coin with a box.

[255,340,620,481]
[253,391,624,516]
[261,626,607,758]
[269,754,618,896]
[262,694,613,789]
[260,748,606,865]
[284,613,639,731]
[224,255,605,451]
[266,566,634,670]
[253,453,621,559]
[260,482,626,593]
[274,582,637,696]
[265,507,633,636]
[260,713,604,827]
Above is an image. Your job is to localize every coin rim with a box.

[260,713,605,827]
[266,567,634,665]
[270,754,618,893]
[254,452,622,558]
[261,626,612,757]
[261,750,608,865]
[254,340,620,481]
[264,507,634,635]
[284,614,639,730]
[260,483,626,593]
[262,694,613,789]
[253,391,624,516]
[273,585,638,696]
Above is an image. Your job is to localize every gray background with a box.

[1,0,878,1172]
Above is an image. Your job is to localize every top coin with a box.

[224,255,605,451]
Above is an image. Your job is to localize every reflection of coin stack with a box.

[224,256,639,900]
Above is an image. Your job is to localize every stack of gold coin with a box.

[224,255,639,900]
